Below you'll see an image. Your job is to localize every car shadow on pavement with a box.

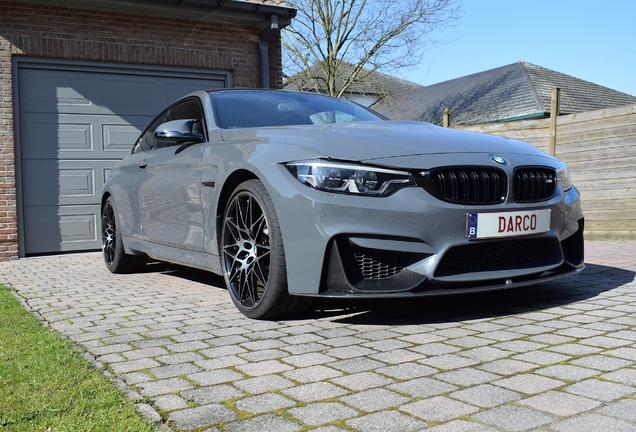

[138,262,634,325]
[310,263,636,325]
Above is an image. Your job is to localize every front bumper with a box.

[258,164,585,297]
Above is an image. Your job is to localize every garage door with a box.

[16,60,229,255]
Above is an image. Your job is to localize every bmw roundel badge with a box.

[490,154,508,165]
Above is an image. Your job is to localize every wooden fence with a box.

[455,103,636,240]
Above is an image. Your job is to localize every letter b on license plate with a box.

[466,210,551,239]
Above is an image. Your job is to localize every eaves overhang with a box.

[13,0,297,28]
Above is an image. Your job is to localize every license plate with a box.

[466,210,551,240]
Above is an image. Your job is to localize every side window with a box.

[132,98,205,153]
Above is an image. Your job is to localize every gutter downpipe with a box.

[259,15,279,89]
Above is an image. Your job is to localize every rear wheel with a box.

[102,196,146,273]
[221,179,302,319]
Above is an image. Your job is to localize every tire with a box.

[101,196,146,273]
[221,179,296,319]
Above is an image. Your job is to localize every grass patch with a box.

[0,285,158,432]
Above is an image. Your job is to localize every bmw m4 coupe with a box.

[101,89,584,319]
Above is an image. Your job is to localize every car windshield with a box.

[210,90,383,129]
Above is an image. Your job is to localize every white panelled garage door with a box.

[16,59,229,256]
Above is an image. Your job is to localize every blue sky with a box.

[401,0,636,96]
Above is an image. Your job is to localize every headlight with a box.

[286,161,416,196]
[556,165,573,191]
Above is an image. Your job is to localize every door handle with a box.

[138,161,147,169]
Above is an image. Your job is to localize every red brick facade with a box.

[0,1,284,259]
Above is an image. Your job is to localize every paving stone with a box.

[288,402,358,426]
[239,339,285,351]
[408,342,461,356]
[155,352,206,365]
[181,384,244,404]
[361,339,412,352]
[492,340,546,353]
[493,374,564,395]
[324,345,376,359]
[424,419,499,431]
[236,359,294,377]
[389,376,457,398]
[234,393,296,414]
[570,354,633,371]
[547,343,604,356]
[137,403,162,423]
[149,363,201,379]
[418,353,479,370]
[369,348,425,364]
[535,364,600,381]
[339,387,408,412]
[187,369,244,386]
[601,368,636,386]
[330,371,394,391]
[605,347,636,361]
[282,381,349,402]
[551,413,636,432]
[283,365,343,383]
[152,394,190,412]
[233,375,296,394]
[137,377,194,397]
[195,355,247,370]
[517,390,600,415]
[238,348,288,362]
[477,359,536,375]
[282,352,337,367]
[329,357,386,373]
[579,335,633,348]
[345,410,427,432]
[281,342,331,355]
[376,362,436,379]
[435,368,499,386]
[450,384,522,408]
[564,378,635,401]
[401,396,479,422]
[223,413,302,432]
[512,350,571,365]
[472,405,554,431]
[168,404,237,430]
[598,399,636,422]
[110,358,162,374]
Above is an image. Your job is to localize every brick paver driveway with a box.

[2,241,635,431]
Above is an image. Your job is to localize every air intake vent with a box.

[513,167,557,202]
[435,237,562,277]
[421,168,507,205]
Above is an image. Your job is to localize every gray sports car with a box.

[101,89,584,319]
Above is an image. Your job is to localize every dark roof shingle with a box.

[372,61,636,125]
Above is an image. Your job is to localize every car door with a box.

[134,98,206,251]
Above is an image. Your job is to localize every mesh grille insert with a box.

[435,237,562,277]
[338,239,413,284]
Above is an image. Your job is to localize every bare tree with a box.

[282,0,462,97]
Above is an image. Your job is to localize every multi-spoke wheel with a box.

[101,196,146,273]
[221,179,295,319]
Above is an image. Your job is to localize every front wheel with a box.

[221,179,300,319]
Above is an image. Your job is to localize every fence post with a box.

[443,107,451,128]
[549,87,560,156]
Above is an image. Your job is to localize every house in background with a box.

[284,61,424,108]
[0,0,296,259]
[370,61,636,126]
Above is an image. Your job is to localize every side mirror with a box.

[154,119,204,144]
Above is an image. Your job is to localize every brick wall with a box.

[0,0,284,259]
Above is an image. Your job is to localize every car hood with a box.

[220,121,552,163]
